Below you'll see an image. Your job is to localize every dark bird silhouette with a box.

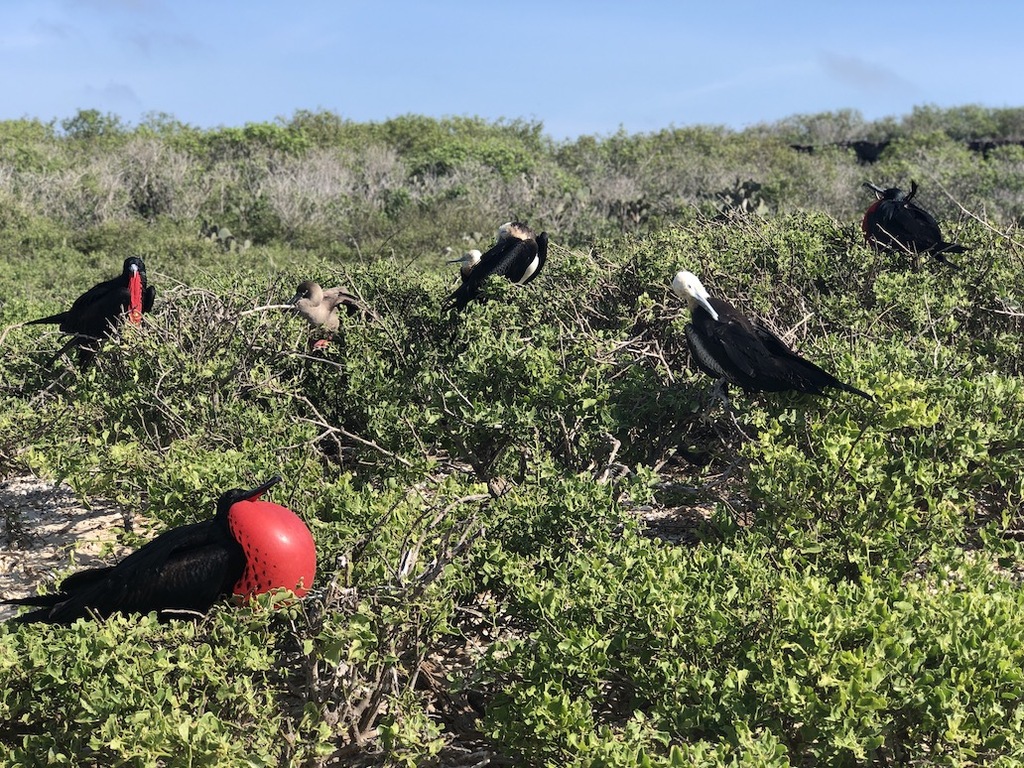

[671,271,872,400]
[446,222,548,310]
[861,181,967,268]
[27,256,156,364]
[5,476,317,624]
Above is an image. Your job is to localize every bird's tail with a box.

[934,243,967,270]
[26,312,68,326]
[445,282,478,312]
[2,594,60,608]
[2,593,63,623]
[836,380,873,401]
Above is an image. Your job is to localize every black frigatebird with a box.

[861,181,967,268]
[4,476,317,624]
[671,270,872,400]
[446,222,548,310]
[27,256,156,364]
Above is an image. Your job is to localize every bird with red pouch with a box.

[27,256,156,365]
[4,476,317,624]
[861,181,967,269]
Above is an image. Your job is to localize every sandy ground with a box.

[0,475,147,621]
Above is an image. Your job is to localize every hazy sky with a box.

[3,0,1022,138]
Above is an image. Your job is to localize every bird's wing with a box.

[10,522,237,623]
[321,287,362,316]
[899,203,943,250]
[707,314,776,380]
[479,238,538,280]
[64,277,122,317]
[753,322,872,399]
[520,232,548,285]
[143,285,156,313]
[751,323,798,359]
[61,279,130,336]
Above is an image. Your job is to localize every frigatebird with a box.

[448,249,482,279]
[670,271,872,400]
[4,476,317,623]
[446,222,548,310]
[27,256,156,364]
[862,181,967,268]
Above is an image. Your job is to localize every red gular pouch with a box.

[128,268,144,325]
[227,499,317,599]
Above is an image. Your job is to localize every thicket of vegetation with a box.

[0,105,1023,766]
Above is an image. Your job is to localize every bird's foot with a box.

[709,379,731,410]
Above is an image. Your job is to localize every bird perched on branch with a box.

[27,256,155,365]
[446,222,548,310]
[289,280,375,350]
[670,270,871,400]
[861,181,967,268]
[4,476,317,623]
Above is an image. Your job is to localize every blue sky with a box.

[3,0,1022,138]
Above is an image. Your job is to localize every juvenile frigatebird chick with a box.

[4,476,317,624]
[671,270,872,400]
[446,222,548,311]
[447,249,482,279]
[862,181,967,268]
[27,256,155,364]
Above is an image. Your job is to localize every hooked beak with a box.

[693,293,720,322]
[241,475,283,502]
[862,181,885,199]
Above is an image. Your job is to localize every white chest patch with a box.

[518,254,540,284]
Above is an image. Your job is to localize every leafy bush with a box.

[2,106,1024,765]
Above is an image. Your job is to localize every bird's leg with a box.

[696,378,731,426]
[43,336,84,368]
[710,378,731,409]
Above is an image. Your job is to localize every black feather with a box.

[446,223,548,310]
[4,477,282,624]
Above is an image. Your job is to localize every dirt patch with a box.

[0,475,148,621]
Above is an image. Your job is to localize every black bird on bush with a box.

[446,222,548,310]
[4,476,317,624]
[861,180,967,268]
[670,270,872,400]
[27,256,156,364]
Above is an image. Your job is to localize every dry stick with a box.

[979,307,1024,319]
[0,321,25,347]
[931,176,1024,254]
[261,377,410,467]
[237,303,294,316]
